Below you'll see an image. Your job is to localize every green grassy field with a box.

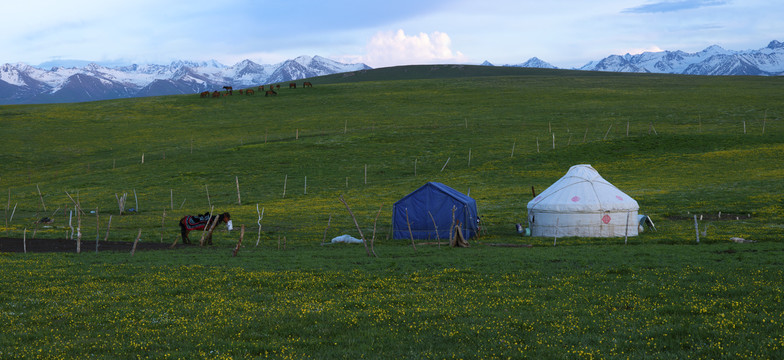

[1,66,783,358]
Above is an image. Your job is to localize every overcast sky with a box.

[2,0,781,68]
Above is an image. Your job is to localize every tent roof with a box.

[527,164,638,213]
[396,182,474,205]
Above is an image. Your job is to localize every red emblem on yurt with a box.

[602,215,611,224]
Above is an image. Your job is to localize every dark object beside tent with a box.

[392,182,479,240]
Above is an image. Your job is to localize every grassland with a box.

[1,66,783,358]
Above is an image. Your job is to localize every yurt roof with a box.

[527,164,639,213]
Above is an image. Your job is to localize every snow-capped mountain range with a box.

[0,56,370,105]
[503,40,784,76]
[2,41,782,105]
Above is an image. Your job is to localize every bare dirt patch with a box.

[0,237,194,253]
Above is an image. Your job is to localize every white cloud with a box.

[622,0,728,13]
[361,29,467,68]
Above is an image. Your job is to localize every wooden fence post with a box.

[256,204,264,247]
[440,157,450,172]
[236,176,242,205]
[232,225,245,257]
[428,211,441,248]
[37,184,46,212]
[160,209,166,243]
[405,207,417,250]
[339,194,373,256]
[624,211,630,245]
[5,188,9,237]
[321,214,332,246]
[131,229,142,256]
[104,215,113,242]
[370,205,382,257]
[95,208,100,253]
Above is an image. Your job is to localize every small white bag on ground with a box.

[330,235,363,244]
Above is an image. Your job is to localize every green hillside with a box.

[2,67,781,245]
[1,67,783,358]
[314,64,582,83]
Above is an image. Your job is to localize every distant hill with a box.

[313,64,579,85]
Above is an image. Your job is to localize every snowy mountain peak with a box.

[233,59,264,71]
[236,59,256,65]
[501,57,557,69]
[519,57,557,69]
[201,59,226,68]
[169,60,222,69]
[293,55,314,67]
[700,44,729,55]
[8,62,34,72]
[85,63,105,71]
[767,40,784,49]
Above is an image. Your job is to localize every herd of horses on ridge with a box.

[200,81,313,98]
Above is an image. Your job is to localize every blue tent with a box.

[392,182,479,240]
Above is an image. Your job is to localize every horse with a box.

[258,85,265,91]
[223,86,233,95]
[239,89,244,95]
[289,83,296,89]
[179,212,232,245]
[265,89,277,96]
[245,89,255,95]
[212,91,220,98]
[276,84,280,89]
[303,81,313,88]
[200,91,210,98]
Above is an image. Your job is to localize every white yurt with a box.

[527,164,639,237]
